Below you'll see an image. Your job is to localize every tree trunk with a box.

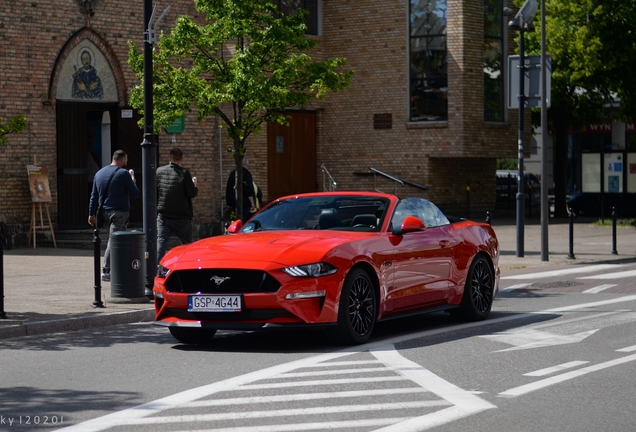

[234,136,244,223]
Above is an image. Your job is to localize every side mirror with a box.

[227,219,243,234]
[392,215,426,235]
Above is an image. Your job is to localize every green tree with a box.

[128,0,353,220]
[0,114,28,146]
[514,0,636,217]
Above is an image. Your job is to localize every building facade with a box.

[0,0,527,247]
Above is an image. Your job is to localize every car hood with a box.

[162,231,372,268]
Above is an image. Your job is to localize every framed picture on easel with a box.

[26,162,56,248]
[27,164,52,202]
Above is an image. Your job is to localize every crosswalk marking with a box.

[501,264,624,280]
[171,418,411,432]
[184,388,429,407]
[123,401,451,425]
[582,284,616,294]
[501,283,532,291]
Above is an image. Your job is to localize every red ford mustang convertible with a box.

[154,192,500,345]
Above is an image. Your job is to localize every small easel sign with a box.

[27,158,56,248]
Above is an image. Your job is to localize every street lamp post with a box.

[508,0,538,258]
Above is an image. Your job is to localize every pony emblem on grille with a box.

[210,276,231,285]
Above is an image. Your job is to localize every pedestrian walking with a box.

[156,148,198,261]
[88,150,139,282]
[225,158,257,223]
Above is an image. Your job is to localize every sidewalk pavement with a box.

[1,218,635,340]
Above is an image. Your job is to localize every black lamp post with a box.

[142,2,170,298]
[508,0,538,258]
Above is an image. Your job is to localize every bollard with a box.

[567,207,575,259]
[611,207,618,255]
[0,231,6,319]
[486,211,491,225]
[93,228,105,308]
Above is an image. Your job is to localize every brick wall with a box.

[0,0,529,244]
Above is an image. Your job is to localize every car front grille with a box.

[164,269,280,294]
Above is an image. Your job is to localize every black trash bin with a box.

[110,230,146,299]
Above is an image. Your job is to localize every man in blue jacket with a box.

[156,148,198,261]
[88,150,139,281]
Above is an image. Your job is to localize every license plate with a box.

[188,295,242,312]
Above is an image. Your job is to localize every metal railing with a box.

[321,164,337,192]
[368,167,428,195]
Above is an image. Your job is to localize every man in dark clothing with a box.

[225,158,257,223]
[156,148,198,261]
[88,150,139,281]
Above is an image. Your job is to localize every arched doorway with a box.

[52,31,145,229]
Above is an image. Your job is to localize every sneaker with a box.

[101,273,110,282]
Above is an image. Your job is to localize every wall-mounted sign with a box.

[374,113,392,129]
[276,136,284,153]
[121,109,133,118]
[165,115,185,134]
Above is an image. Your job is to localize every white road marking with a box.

[481,329,598,352]
[501,283,532,291]
[582,284,617,294]
[123,401,451,424]
[501,264,624,280]
[371,347,496,432]
[59,295,636,432]
[172,418,410,432]
[236,376,408,390]
[523,361,589,377]
[616,345,636,353]
[578,269,636,280]
[499,353,636,397]
[278,366,387,378]
[185,388,429,407]
[539,295,636,313]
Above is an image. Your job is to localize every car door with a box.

[385,198,455,311]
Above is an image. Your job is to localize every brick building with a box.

[0,0,528,247]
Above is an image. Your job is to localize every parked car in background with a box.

[153,192,501,346]
[496,170,541,211]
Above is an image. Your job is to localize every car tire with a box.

[329,268,376,345]
[169,327,217,344]
[453,254,494,321]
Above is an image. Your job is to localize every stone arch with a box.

[48,27,127,105]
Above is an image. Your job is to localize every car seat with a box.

[318,208,341,229]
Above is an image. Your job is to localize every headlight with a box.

[157,264,171,278]
[282,262,337,277]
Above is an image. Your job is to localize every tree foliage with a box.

[512,0,636,216]
[128,0,353,219]
[0,114,28,146]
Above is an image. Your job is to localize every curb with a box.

[0,308,155,340]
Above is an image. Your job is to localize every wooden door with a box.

[267,111,316,200]
[56,103,144,228]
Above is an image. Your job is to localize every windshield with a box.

[240,196,390,233]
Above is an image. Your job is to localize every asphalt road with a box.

[1,261,635,432]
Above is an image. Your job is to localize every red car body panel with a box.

[153,192,500,333]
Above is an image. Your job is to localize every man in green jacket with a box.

[156,148,198,261]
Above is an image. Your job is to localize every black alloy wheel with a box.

[329,268,377,345]
[455,254,494,321]
[169,327,217,344]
